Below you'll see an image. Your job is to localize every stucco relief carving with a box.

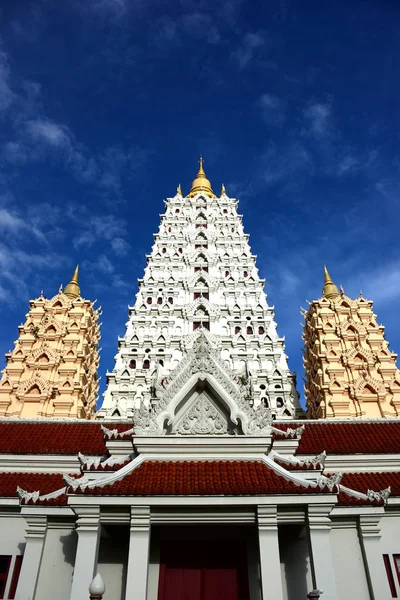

[175,395,230,435]
[133,333,275,435]
[183,298,220,319]
[16,374,50,399]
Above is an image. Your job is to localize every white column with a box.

[70,506,101,600]
[15,515,47,600]
[125,505,151,600]
[359,513,388,600]
[308,504,338,600]
[257,505,284,600]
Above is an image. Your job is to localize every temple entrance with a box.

[157,539,250,600]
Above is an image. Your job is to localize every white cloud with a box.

[0,207,45,241]
[26,119,69,147]
[111,237,130,256]
[257,93,286,126]
[361,262,400,304]
[232,32,264,69]
[0,208,25,232]
[303,102,332,137]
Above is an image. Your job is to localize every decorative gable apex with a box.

[134,333,273,435]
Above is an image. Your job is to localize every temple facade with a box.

[303,266,400,419]
[0,267,101,419]
[0,163,399,600]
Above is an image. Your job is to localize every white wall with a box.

[0,514,27,599]
[97,525,128,600]
[378,513,400,598]
[0,514,26,555]
[331,521,370,600]
[35,524,77,600]
[279,525,313,600]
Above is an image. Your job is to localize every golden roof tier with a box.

[302,266,400,419]
[0,266,101,419]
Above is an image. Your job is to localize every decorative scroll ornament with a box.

[367,487,391,503]
[176,396,229,435]
[133,401,162,435]
[317,471,343,491]
[272,424,305,439]
[305,451,327,468]
[16,486,40,503]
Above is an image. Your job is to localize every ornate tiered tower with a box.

[0,267,101,419]
[99,160,301,420]
[303,266,400,419]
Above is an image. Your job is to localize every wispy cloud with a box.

[303,101,332,137]
[0,207,46,241]
[111,237,131,256]
[360,261,400,304]
[232,32,265,69]
[256,93,286,126]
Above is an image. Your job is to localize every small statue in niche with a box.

[150,360,169,397]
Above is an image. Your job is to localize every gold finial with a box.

[322,265,339,300]
[187,157,216,198]
[221,183,226,196]
[177,184,182,196]
[64,265,80,299]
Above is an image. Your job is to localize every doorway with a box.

[157,539,250,600]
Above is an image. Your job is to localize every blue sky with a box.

[1,0,400,409]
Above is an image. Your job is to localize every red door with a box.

[158,540,249,600]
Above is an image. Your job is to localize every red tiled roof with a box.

[0,472,66,497]
[0,422,132,455]
[87,460,131,471]
[75,461,330,496]
[0,420,399,457]
[273,422,400,455]
[272,458,322,471]
[341,472,400,497]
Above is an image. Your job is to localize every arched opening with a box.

[258,326,265,335]
[129,359,136,369]
[143,359,150,370]
[27,385,41,395]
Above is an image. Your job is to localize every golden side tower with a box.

[0,266,101,419]
[302,266,400,418]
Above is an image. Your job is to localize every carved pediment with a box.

[173,392,234,435]
[134,333,273,436]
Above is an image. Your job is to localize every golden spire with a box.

[64,265,81,299]
[221,183,226,196]
[177,184,182,196]
[187,157,216,198]
[322,265,339,300]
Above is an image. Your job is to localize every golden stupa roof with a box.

[64,265,81,299]
[322,265,339,300]
[187,158,216,198]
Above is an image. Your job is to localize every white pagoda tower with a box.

[98,160,301,423]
